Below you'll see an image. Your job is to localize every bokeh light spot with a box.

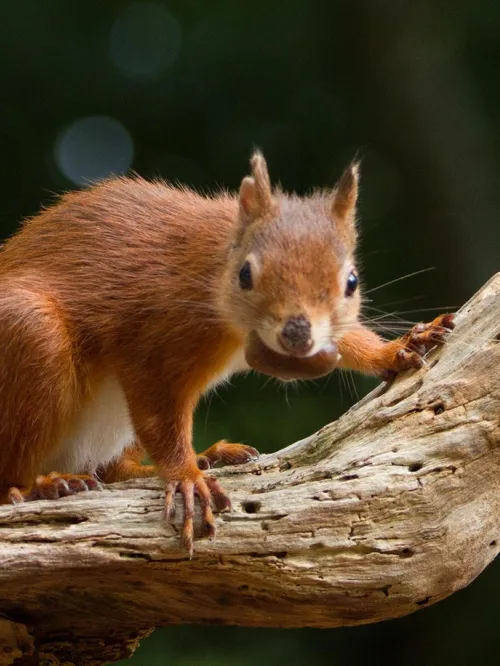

[55,116,134,185]
[109,2,181,80]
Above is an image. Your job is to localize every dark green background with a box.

[1,1,498,664]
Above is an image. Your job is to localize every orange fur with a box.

[96,443,156,483]
[0,151,452,554]
[338,315,454,378]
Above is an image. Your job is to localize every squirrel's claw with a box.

[164,481,177,519]
[8,472,102,503]
[380,313,455,380]
[180,479,196,558]
[165,473,230,557]
[405,313,455,352]
[205,476,232,512]
[194,478,216,540]
[197,441,260,469]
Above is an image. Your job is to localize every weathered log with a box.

[0,274,499,666]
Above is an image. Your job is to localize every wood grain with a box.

[1,274,499,665]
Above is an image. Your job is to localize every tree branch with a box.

[1,274,499,666]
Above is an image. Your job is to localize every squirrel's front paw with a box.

[380,313,455,381]
[164,473,231,557]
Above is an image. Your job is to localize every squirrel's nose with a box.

[278,315,313,357]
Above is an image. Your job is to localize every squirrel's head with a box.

[220,151,361,374]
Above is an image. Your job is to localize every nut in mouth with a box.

[245,331,339,380]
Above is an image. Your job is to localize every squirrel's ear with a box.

[332,160,360,225]
[239,151,274,222]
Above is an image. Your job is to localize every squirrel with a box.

[0,150,454,555]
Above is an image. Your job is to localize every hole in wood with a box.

[340,474,359,481]
[242,500,262,514]
[416,596,430,606]
[400,548,414,558]
[432,402,445,415]
[490,540,497,547]
[408,463,423,472]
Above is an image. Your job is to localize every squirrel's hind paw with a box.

[197,441,259,470]
[8,472,102,503]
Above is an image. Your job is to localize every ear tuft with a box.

[332,160,360,223]
[250,150,272,201]
[239,150,273,222]
[239,176,260,218]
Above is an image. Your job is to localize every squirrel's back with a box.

[0,178,241,350]
[0,176,237,276]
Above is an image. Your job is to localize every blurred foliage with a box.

[0,0,498,664]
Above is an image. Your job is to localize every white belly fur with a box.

[44,374,135,474]
[43,348,249,475]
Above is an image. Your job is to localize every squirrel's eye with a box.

[239,261,253,290]
[345,271,358,297]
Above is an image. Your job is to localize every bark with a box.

[1,274,499,666]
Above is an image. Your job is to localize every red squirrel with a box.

[0,151,454,555]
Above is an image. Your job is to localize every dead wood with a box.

[1,274,499,665]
